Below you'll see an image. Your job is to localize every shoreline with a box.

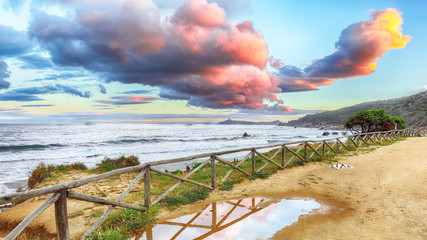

[0,125,347,196]
[1,137,425,239]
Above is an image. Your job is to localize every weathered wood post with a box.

[336,139,339,152]
[55,188,70,240]
[251,149,255,174]
[304,142,307,161]
[322,141,325,158]
[281,146,285,167]
[211,155,217,189]
[144,165,151,208]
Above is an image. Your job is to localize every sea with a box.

[0,123,345,195]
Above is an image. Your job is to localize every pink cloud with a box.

[173,0,226,28]
[216,21,269,69]
[172,0,226,52]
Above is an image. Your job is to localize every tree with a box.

[344,109,406,133]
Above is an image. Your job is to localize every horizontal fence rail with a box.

[0,129,425,239]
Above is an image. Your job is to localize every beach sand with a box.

[1,137,426,239]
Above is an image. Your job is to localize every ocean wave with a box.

[0,143,65,152]
[105,136,242,145]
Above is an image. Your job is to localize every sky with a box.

[0,0,425,123]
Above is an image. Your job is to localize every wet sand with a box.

[1,137,426,239]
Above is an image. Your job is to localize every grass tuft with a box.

[28,163,55,188]
[219,179,242,191]
[160,188,209,209]
[95,155,140,173]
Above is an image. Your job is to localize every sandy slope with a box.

[1,137,426,239]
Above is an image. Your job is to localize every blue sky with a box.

[0,0,425,123]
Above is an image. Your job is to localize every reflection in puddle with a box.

[133,197,321,240]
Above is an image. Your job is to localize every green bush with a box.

[95,155,140,172]
[28,163,55,188]
[87,230,126,240]
[160,188,209,209]
[251,171,270,179]
[70,162,88,170]
[219,179,241,191]
[55,162,88,173]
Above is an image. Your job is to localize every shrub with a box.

[28,163,55,188]
[251,171,270,179]
[55,162,88,173]
[70,162,88,170]
[219,179,241,191]
[95,155,140,172]
[160,188,209,209]
[87,230,126,240]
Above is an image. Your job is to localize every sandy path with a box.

[1,137,426,239]
[163,137,427,240]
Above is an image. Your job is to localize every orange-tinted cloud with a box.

[216,21,269,69]
[279,8,411,92]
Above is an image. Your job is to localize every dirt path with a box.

[1,137,426,239]
[163,137,427,240]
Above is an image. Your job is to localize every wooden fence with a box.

[0,129,425,239]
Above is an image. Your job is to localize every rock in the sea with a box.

[332,132,339,135]
[322,132,330,136]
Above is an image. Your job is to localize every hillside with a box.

[219,119,282,125]
[285,90,427,129]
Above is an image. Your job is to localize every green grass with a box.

[27,155,139,188]
[88,207,158,239]
[219,179,243,191]
[94,155,140,173]
[27,163,55,188]
[159,188,209,210]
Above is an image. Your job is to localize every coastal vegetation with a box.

[344,109,406,133]
[27,155,140,189]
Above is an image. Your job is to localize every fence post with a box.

[336,139,339,152]
[281,146,285,167]
[55,188,69,240]
[304,142,307,161]
[144,165,151,208]
[251,150,255,174]
[322,141,325,158]
[211,155,217,189]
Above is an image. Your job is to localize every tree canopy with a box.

[344,109,406,133]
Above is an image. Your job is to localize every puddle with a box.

[132,197,321,240]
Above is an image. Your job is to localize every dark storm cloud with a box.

[121,89,152,94]
[0,84,92,101]
[98,84,106,94]
[0,24,33,57]
[0,60,10,89]
[18,54,53,69]
[29,72,90,82]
